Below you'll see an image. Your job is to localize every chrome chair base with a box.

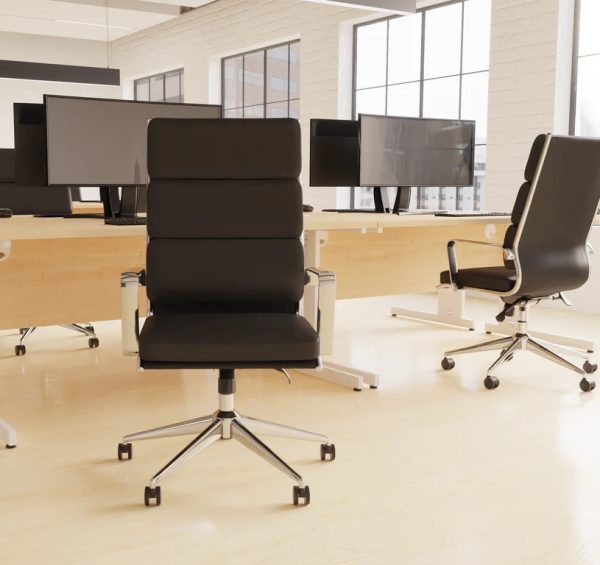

[15,323,99,356]
[441,302,598,391]
[118,393,335,507]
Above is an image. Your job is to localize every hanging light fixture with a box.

[0,0,120,85]
[303,0,415,13]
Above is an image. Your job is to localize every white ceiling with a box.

[0,0,217,42]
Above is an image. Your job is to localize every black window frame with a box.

[352,0,490,210]
[221,39,300,119]
[134,68,185,103]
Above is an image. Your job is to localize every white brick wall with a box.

[485,0,574,211]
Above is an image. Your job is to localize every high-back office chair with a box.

[118,118,336,507]
[440,134,600,391]
[0,149,99,355]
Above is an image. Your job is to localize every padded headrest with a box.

[0,149,15,183]
[147,118,301,180]
[524,134,548,182]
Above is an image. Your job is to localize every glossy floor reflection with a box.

[1,294,600,564]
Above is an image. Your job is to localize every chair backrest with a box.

[503,134,547,270]
[145,118,304,315]
[512,135,600,297]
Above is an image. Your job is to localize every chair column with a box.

[218,369,236,439]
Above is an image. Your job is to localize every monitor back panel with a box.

[45,96,222,186]
[13,103,48,187]
[309,119,359,187]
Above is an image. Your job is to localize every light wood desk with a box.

[0,212,509,390]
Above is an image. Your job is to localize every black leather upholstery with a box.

[147,119,301,180]
[517,136,600,297]
[141,118,319,369]
[440,267,516,292]
[441,134,600,299]
[503,134,548,269]
[140,313,319,365]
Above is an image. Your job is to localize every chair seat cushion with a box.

[440,266,517,292]
[139,312,319,365]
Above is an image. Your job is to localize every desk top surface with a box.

[0,212,510,241]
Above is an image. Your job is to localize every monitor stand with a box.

[101,186,146,225]
[322,186,394,214]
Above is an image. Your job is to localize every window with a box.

[222,40,300,119]
[134,69,184,103]
[572,0,600,138]
[353,0,491,210]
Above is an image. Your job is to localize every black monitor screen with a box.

[359,114,475,187]
[45,96,222,186]
[13,103,48,187]
[309,119,360,187]
[0,148,15,183]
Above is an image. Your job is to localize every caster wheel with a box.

[15,345,26,356]
[88,337,99,349]
[117,442,132,461]
[579,378,596,392]
[144,486,161,507]
[441,357,455,371]
[583,361,598,374]
[6,444,16,449]
[320,443,336,461]
[484,376,500,390]
[293,485,310,506]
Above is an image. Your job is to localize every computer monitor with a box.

[13,103,48,187]
[358,114,475,188]
[0,148,72,216]
[45,95,222,187]
[309,119,360,187]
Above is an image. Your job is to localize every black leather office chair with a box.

[440,134,600,391]
[119,118,336,507]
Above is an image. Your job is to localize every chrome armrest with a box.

[120,270,145,356]
[447,239,506,284]
[586,241,595,255]
[305,267,336,356]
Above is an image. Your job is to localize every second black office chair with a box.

[119,118,336,507]
[440,134,600,391]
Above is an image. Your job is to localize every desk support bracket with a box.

[391,285,477,331]
[300,229,380,391]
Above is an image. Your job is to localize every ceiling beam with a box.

[50,0,181,16]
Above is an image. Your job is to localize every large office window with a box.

[572,0,600,216]
[572,0,600,137]
[222,40,300,119]
[353,0,491,210]
[134,69,184,103]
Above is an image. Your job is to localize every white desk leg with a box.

[485,315,595,353]
[391,285,477,331]
[299,230,380,391]
[0,419,17,448]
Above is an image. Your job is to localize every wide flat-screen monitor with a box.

[45,96,222,186]
[359,114,475,187]
[309,119,360,187]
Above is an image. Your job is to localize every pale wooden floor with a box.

[2,295,600,564]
